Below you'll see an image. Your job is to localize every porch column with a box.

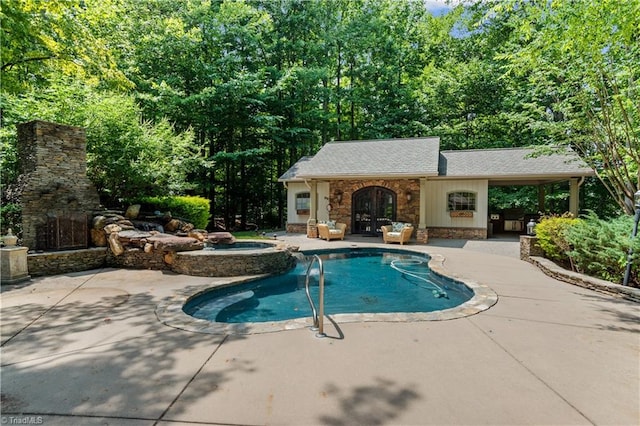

[569,178,579,216]
[419,178,427,228]
[309,181,318,220]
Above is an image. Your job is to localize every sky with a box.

[423,0,455,16]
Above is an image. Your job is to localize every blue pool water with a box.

[183,248,474,323]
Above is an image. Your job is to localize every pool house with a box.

[279,137,595,242]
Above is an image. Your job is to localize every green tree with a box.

[0,0,128,93]
[1,78,201,204]
[484,0,640,214]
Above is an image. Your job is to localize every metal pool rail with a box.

[304,254,326,338]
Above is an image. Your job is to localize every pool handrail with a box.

[304,254,326,338]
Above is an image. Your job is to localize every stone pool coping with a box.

[155,251,499,335]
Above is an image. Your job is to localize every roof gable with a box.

[279,137,441,180]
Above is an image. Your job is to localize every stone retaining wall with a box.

[28,248,107,277]
[427,227,487,239]
[172,248,296,277]
[286,223,307,234]
[519,236,639,302]
[106,248,170,271]
[528,256,640,303]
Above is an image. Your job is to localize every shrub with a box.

[0,202,22,237]
[566,213,639,287]
[535,213,581,267]
[132,196,210,229]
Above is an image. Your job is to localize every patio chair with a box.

[381,223,413,245]
[317,221,347,241]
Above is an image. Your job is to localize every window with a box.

[296,192,310,215]
[448,191,476,211]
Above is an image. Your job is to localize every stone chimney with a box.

[15,120,101,250]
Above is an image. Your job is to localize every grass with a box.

[232,229,282,240]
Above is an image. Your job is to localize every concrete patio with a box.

[1,234,638,425]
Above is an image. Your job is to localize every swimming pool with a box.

[184,248,473,323]
[157,246,498,334]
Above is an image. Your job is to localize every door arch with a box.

[352,186,396,235]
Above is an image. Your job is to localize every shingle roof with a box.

[278,138,441,180]
[278,156,314,181]
[439,147,594,178]
[278,141,595,182]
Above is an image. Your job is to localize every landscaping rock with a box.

[104,214,126,225]
[92,215,108,230]
[125,204,141,219]
[117,230,152,248]
[164,219,194,233]
[207,232,236,245]
[118,230,152,240]
[188,230,207,241]
[131,220,164,233]
[91,228,107,247]
[164,219,181,232]
[104,224,122,234]
[147,235,202,252]
[108,232,125,256]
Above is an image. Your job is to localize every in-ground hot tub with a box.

[171,240,296,277]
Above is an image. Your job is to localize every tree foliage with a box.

[483,0,640,214]
[2,0,636,230]
[535,213,581,266]
[1,78,202,203]
[566,212,639,287]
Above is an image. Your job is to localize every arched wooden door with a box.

[352,186,396,235]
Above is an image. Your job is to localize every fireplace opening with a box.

[35,213,89,251]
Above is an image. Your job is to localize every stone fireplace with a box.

[14,120,101,250]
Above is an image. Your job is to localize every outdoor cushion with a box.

[392,222,408,232]
[317,222,347,241]
[382,224,413,245]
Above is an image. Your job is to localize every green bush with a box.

[0,202,22,237]
[535,213,581,265]
[132,196,210,229]
[566,213,639,287]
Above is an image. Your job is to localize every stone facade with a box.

[427,227,487,240]
[416,228,429,244]
[27,248,107,277]
[284,179,420,235]
[328,179,420,232]
[15,121,101,250]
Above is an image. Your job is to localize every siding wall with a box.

[425,179,489,228]
[286,181,330,224]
